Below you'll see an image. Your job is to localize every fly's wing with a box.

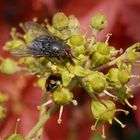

[11,44,33,57]
[11,45,44,57]
[24,21,48,39]
[12,22,49,57]
[25,22,65,41]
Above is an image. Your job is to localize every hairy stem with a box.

[25,104,58,140]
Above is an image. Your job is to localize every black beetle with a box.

[45,73,62,92]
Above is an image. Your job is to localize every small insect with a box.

[45,73,62,92]
[13,21,75,67]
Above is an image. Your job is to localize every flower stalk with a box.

[25,104,58,140]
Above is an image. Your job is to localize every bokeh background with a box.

[0,0,140,140]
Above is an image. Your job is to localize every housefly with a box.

[45,73,62,93]
[13,21,75,67]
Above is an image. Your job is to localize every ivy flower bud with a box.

[74,66,89,77]
[61,70,75,87]
[126,43,140,63]
[91,100,116,124]
[70,34,85,47]
[68,34,86,56]
[19,57,35,65]
[126,50,140,63]
[4,39,25,51]
[91,13,107,30]
[92,52,110,66]
[92,42,111,66]
[83,71,107,94]
[0,58,20,75]
[47,25,62,39]
[0,106,6,121]
[36,78,46,89]
[91,99,128,134]
[4,134,24,140]
[118,69,131,84]
[107,68,131,85]
[107,68,120,84]
[113,87,137,110]
[52,87,73,105]
[68,15,80,29]
[96,42,110,55]
[112,87,129,102]
[52,13,69,30]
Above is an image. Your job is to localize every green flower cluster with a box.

[1,12,140,139]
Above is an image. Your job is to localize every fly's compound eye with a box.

[45,74,62,92]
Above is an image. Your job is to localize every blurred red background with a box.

[0,0,140,140]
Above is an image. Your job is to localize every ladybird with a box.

[45,73,62,92]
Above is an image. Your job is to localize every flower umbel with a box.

[1,12,140,139]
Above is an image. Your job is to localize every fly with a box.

[13,21,75,71]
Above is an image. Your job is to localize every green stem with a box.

[92,53,126,71]
[35,91,47,139]
[25,104,58,140]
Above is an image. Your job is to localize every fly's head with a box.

[60,45,75,65]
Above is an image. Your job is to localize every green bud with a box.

[107,68,131,85]
[91,13,107,30]
[68,15,80,29]
[126,50,140,63]
[19,57,35,65]
[52,87,73,105]
[96,42,110,55]
[69,34,85,47]
[52,13,69,30]
[60,29,71,40]
[62,71,74,87]
[126,43,140,62]
[118,69,130,84]
[74,54,87,65]
[74,66,89,77]
[73,45,86,56]
[107,68,120,84]
[4,134,24,140]
[92,52,110,66]
[0,58,20,75]
[0,106,6,121]
[117,62,131,70]
[23,33,33,43]
[47,25,62,39]
[84,72,106,93]
[4,39,25,51]
[36,78,46,89]
[112,87,131,102]
[91,100,116,124]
